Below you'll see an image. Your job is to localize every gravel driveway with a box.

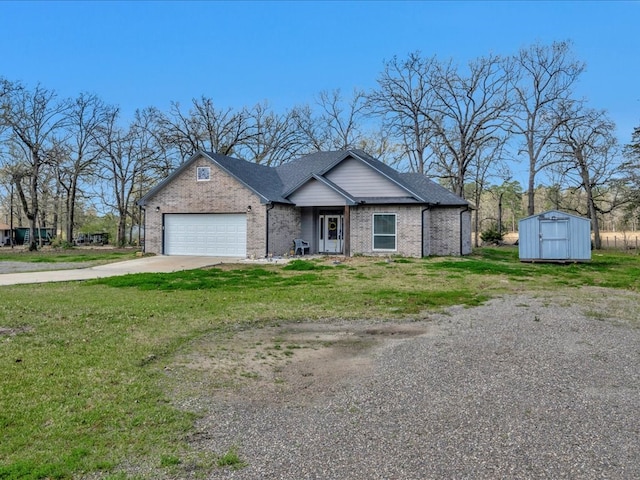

[166,288,640,480]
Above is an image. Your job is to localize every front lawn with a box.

[0,247,138,264]
[0,248,638,479]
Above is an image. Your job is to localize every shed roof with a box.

[519,210,591,223]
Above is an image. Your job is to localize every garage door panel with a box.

[164,214,246,257]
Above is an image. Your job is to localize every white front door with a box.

[319,214,343,253]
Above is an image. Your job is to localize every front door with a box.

[319,214,343,253]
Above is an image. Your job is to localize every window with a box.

[373,213,397,250]
[196,166,211,181]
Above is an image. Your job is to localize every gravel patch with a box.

[0,261,94,273]
[177,288,640,480]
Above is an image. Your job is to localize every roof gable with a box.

[140,149,469,208]
[139,151,290,206]
[324,156,410,198]
[279,150,427,202]
[288,176,357,207]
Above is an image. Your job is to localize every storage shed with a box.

[518,210,591,262]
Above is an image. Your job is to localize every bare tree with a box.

[428,54,512,197]
[0,80,70,250]
[95,108,160,246]
[156,96,255,161]
[317,89,368,150]
[554,108,623,249]
[290,104,327,153]
[289,89,376,157]
[368,52,512,189]
[240,102,309,166]
[465,138,509,246]
[508,41,585,215]
[355,126,404,167]
[367,53,440,174]
[56,93,110,243]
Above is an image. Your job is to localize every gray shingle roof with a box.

[139,150,469,208]
[211,153,290,204]
[276,151,351,195]
[398,172,470,206]
[277,149,469,207]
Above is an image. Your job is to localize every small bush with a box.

[481,227,504,245]
[50,238,74,249]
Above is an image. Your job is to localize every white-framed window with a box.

[196,166,211,181]
[372,213,397,251]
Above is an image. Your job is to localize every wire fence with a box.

[599,234,640,250]
[501,232,640,251]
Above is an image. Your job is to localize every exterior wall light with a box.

[155,206,160,212]
[247,205,252,213]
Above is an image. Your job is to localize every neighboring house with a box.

[138,150,472,258]
[0,224,11,246]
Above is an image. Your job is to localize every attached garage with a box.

[164,213,246,257]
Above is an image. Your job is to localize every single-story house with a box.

[138,149,472,258]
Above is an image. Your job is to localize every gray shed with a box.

[518,210,591,262]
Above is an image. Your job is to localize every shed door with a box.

[540,219,569,259]
[164,214,246,257]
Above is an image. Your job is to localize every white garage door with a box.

[164,214,246,257]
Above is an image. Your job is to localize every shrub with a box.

[481,227,504,245]
[50,238,74,249]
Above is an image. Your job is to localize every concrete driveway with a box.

[0,255,233,286]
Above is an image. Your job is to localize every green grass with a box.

[428,248,640,290]
[216,447,246,470]
[0,247,639,478]
[0,248,137,264]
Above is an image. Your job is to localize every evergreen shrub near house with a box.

[481,226,504,245]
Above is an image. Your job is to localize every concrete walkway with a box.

[0,256,233,286]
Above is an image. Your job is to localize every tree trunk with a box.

[590,203,601,250]
[582,175,600,249]
[28,163,39,251]
[117,215,127,247]
[66,177,77,243]
[527,148,536,216]
[14,176,38,250]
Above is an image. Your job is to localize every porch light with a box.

[247,205,252,213]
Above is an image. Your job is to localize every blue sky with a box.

[2,0,639,147]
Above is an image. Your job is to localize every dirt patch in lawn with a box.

[165,320,433,409]
[164,287,640,415]
[0,261,95,274]
[0,325,32,337]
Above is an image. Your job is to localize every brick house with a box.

[138,150,472,258]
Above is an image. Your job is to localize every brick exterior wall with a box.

[350,205,424,258]
[460,208,472,255]
[266,204,301,257]
[142,154,470,259]
[143,157,266,257]
[429,206,469,256]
